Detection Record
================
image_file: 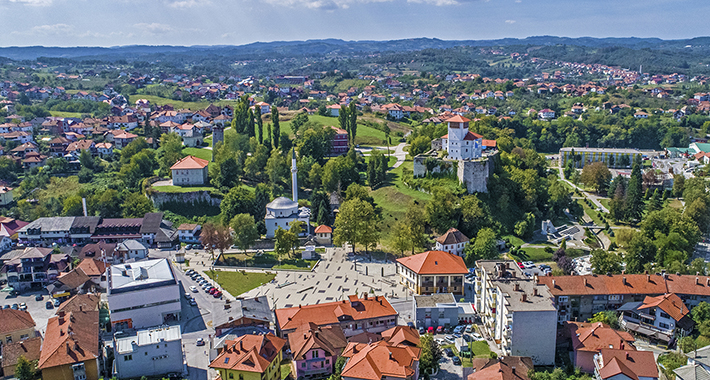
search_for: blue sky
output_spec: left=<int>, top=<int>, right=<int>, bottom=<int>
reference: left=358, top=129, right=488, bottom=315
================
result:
left=0, top=0, right=707, bottom=47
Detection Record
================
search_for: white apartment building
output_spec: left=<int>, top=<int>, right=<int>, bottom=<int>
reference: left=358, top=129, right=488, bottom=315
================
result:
left=113, top=325, right=184, bottom=379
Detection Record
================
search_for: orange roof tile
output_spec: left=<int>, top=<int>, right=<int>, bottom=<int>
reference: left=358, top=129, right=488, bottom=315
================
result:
left=171, top=155, right=209, bottom=170
left=38, top=311, right=99, bottom=370
left=0, top=309, right=35, bottom=335
left=598, top=349, right=658, bottom=380
left=209, top=333, right=286, bottom=373
left=638, top=293, right=689, bottom=322
left=380, top=326, right=420, bottom=347
left=75, top=258, right=107, bottom=277
left=396, top=251, right=468, bottom=275
left=468, top=356, right=533, bottom=380
left=314, top=225, right=332, bottom=234
left=539, top=274, right=710, bottom=297
left=435, top=228, right=469, bottom=245
left=341, top=341, right=421, bottom=380
left=445, top=115, right=471, bottom=123
left=275, top=295, right=397, bottom=332
left=567, top=322, right=635, bottom=353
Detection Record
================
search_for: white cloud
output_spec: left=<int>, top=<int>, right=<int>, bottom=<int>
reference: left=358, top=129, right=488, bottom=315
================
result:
left=7, top=0, right=53, bottom=6
left=505, top=19, right=516, bottom=24
left=260, top=0, right=462, bottom=10
left=166, top=0, right=210, bottom=8
left=133, top=23, right=174, bottom=34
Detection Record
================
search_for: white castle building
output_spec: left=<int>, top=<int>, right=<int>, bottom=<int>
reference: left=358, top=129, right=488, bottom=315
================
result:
left=440, top=115, right=482, bottom=160
left=264, top=150, right=310, bottom=238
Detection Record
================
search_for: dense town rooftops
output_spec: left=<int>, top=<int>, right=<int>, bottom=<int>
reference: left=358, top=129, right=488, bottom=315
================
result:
left=0, top=309, right=35, bottom=335
left=538, top=273, right=710, bottom=297
left=598, top=349, right=658, bottom=380
left=107, top=258, right=176, bottom=294
left=340, top=340, right=421, bottom=380
left=275, top=294, right=397, bottom=332
left=396, top=251, right=468, bottom=275
left=38, top=310, right=99, bottom=370
left=435, top=228, right=470, bottom=245
left=209, top=333, right=286, bottom=373
left=289, top=322, right=348, bottom=361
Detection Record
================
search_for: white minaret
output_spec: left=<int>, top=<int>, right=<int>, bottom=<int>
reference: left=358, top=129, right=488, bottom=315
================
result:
left=291, top=149, right=298, bottom=203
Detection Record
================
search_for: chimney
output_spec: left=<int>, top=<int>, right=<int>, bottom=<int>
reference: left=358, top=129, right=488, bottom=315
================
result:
left=621, top=270, right=625, bottom=275
left=583, top=278, right=587, bottom=287
left=623, top=277, right=627, bottom=285
left=625, top=351, right=630, bottom=360
left=533, top=288, right=538, bottom=296
left=364, top=293, right=368, bottom=300
left=304, top=334, right=307, bottom=339
left=389, top=352, right=394, bottom=360
left=514, top=283, right=520, bottom=291
left=506, top=262, right=510, bottom=269
left=676, top=272, right=681, bottom=276
left=521, top=294, right=527, bottom=302
left=552, top=280, right=556, bottom=288
left=512, top=367, right=516, bottom=375
left=511, top=271, right=516, bottom=278
left=647, top=274, right=651, bottom=282
left=707, top=278, right=710, bottom=286
left=697, top=277, right=700, bottom=285
left=644, top=270, right=648, bottom=275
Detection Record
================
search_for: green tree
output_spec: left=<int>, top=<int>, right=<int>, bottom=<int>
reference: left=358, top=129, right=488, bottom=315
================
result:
left=231, top=214, right=259, bottom=254
left=419, top=334, right=442, bottom=377
left=367, top=150, right=388, bottom=188
left=580, top=161, right=612, bottom=193
left=624, top=233, right=657, bottom=273
left=348, top=101, right=358, bottom=145
left=647, top=189, right=662, bottom=212
left=426, top=187, right=460, bottom=234
left=62, top=195, right=83, bottom=216
left=266, top=150, right=289, bottom=187
left=246, top=108, right=255, bottom=137
left=464, top=228, right=498, bottom=265
left=409, top=136, right=431, bottom=157
left=79, top=149, right=94, bottom=171
left=673, top=174, right=685, bottom=198
left=625, top=155, right=644, bottom=221
left=290, top=111, right=309, bottom=135
left=159, top=132, right=184, bottom=177
left=271, top=107, right=280, bottom=150
left=119, top=137, right=149, bottom=164
left=590, top=249, right=622, bottom=274
left=274, top=226, right=299, bottom=258
left=255, top=106, right=264, bottom=144
left=338, top=106, right=349, bottom=142
left=220, top=186, right=255, bottom=225
left=333, top=198, right=381, bottom=254
left=91, top=189, right=122, bottom=218
left=692, top=302, right=710, bottom=324
left=123, top=193, right=154, bottom=218
left=588, top=311, right=620, bottom=329
left=14, top=355, right=37, bottom=380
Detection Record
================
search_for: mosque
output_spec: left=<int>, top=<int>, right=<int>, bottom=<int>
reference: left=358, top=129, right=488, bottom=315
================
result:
left=264, top=150, right=311, bottom=238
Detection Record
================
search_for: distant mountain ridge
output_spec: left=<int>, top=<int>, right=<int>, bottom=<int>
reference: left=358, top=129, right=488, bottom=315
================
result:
left=2, top=36, right=710, bottom=60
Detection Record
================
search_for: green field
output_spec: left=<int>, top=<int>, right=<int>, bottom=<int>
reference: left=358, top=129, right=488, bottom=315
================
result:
left=205, top=270, right=276, bottom=297
left=128, top=94, right=234, bottom=111
left=183, top=147, right=213, bottom=161
left=50, top=111, right=84, bottom=118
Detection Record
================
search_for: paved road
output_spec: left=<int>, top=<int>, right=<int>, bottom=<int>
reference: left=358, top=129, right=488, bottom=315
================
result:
left=356, top=142, right=408, bottom=169
left=557, top=165, right=609, bottom=213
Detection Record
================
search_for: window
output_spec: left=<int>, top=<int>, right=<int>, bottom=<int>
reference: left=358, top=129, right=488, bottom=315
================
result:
left=302, top=363, right=306, bottom=368
left=229, top=374, right=234, bottom=379
left=608, top=295, right=620, bottom=301
left=659, top=322, right=670, bottom=329
left=313, top=351, right=319, bottom=358
left=660, top=311, right=671, bottom=319
left=124, top=355, right=133, bottom=361
left=558, top=296, right=569, bottom=303
left=5, top=336, right=11, bottom=343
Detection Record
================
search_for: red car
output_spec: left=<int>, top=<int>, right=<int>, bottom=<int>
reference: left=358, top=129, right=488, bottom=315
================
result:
left=427, top=326, right=434, bottom=334
left=213, top=291, right=222, bottom=298
left=518, top=262, right=525, bottom=269
left=436, top=326, right=444, bottom=334
left=209, top=288, right=217, bottom=295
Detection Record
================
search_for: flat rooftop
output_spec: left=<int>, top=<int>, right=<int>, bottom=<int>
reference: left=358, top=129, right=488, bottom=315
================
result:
left=107, top=258, right=176, bottom=294
left=559, top=147, right=643, bottom=154
left=497, top=280, right=556, bottom=312
left=115, top=325, right=181, bottom=354
left=476, top=260, right=524, bottom=281
left=414, top=293, right=456, bottom=308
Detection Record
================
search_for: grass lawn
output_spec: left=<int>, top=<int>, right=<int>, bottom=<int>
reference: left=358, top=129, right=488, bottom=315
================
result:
left=511, top=247, right=554, bottom=262
left=183, top=147, right=213, bottom=161
left=578, top=199, right=606, bottom=226
left=219, top=251, right=318, bottom=270
left=50, top=111, right=84, bottom=118
left=668, top=198, right=684, bottom=209
left=128, top=94, right=234, bottom=111
left=442, top=340, right=491, bottom=368
left=502, top=235, right=525, bottom=247
left=152, top=185, right=217, bottom=193
left=205, top=270, right=276, bottom=297
left=280, top=362, right=292, bottom=380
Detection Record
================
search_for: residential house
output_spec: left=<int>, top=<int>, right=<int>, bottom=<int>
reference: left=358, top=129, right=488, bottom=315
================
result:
left=434, top=228, right=470, bottom=257
left=95, top=142, right=114, bottom=157
left=566, top=321, right=635, bottom=373
left=340, top=340, right=420, bottom=380
left=108, top=115, right=138, bottom=130
left=177, top=224, right=202, bottom=244
left=538, top=109, right=556, bottom=119
left=275, top=294, right=398, bottom=339
left=468, top=356, right=534, bottom=380
left=412, top=293, right=459, bottom=329
left=537, top=273, right=710, bottom=323
left=48, top=137, right=70, bottom=157
left=171, top=155, right=209, bottom=186
left=327, top=104, right=341, bottom=117
left=314, top=225, right=332, bottom=245
left=209, top=333, right=286, bottom=380
left=22, top=152, right=47, bottom=170
left=112, top=325, right=184, bottom=380
left=0, top=217, right=28, bottom=251
left=57, top=293, right=101, bottom=314
left=329, top=126, right=349, bottom=156
left=212, top=296, right=274, bottom=336
left=38, top=310, right=100, bottom=380
left=676, top=345, right=710, bottom=380
left=618, top=293, right=694, bottom=343
left=115, top=239, right=148, bottom=261
left=255, top=102, right=271, bottom=115
left=396, top=250, right=468, bottom=296
left=107, top=259, right=181, bottom=329
left=65, top=139, right=96, bottom=160
left=113, top=132, right=138, bottom=149
left=78, top=242, right=117, bottom=262
left=47, top=267, right=92, bottom=296
left=75, top=259, right=107, bottom=289
left=0, top=309, right=36, bottom=347
left=289, top=322, right=348, bottom=380
left=593, top=349, right=658, bottom=380
left=1, top=337, right=42, bottom=378
left=2, top=247, right=71, bottom=292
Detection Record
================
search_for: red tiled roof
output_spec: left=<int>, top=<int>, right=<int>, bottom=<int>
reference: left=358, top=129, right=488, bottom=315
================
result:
left=468, top=356, right=533, bottom=380
left=1, top=336, right=42, bottom=371
left=445, top=115, right=470, bottom=123
left=56, top=293, right=101, bottom=314
left=75, top=258, right=107, bottom=277
left=38, top=311, right=99, bottom=370
left=289, top=323, right=347, bottom=361
left=396, top=251, right=468, bottom=275
left=171, top=155, right=209, bottom=170
left=483, top=139, right=497, bottom=147
left=341, top=341, right=421, bottom=380
left=314, top=225, right=332, bottom=234
left=567, top=322, right=635, bottom=353
left=275, top=295, right=397, bottom=332
left=598, top=349, right=658, bottom=380
left=638, top=293, right=689, bottom=322
left=0, top=309, right=35, bottom=335
left=435, top=228, right=469, bottom=245
left=539, top=274, right=710, bottom=297
left=381, top=326, right=420, bottom=347
left=209, top=333, right=286, bottom=373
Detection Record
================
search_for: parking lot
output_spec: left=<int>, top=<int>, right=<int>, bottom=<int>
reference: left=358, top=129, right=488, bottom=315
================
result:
left=1, top=289, right=63, bottom=336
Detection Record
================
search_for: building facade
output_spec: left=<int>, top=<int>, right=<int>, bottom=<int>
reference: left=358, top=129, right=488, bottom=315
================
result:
left=559, top=147, right=643, bottom=169
left=434, top=228, right=470, bottom=257
left=396, top=251, right=468, bottom=296
left=209, top=334, right=286, bottom=380
left=113, top=325, right=184, bottom=379
left=441, top=115, right=482, bottom=161
left=170, top=155, right=209, bottom=186
left=107, top=259, right=181, bottom=330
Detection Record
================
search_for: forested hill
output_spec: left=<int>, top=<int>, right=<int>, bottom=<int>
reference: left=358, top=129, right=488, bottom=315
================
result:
left=3, top=36, right=710, bottom=61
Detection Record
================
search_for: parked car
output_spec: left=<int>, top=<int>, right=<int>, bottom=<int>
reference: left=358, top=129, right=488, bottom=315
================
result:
left=196, top=338, right=205, bottom=346
left=19, top=303, right=27, bottom=311
left=452, top=356, right=462, bottom=365
left=189, top=299, right=197, bottom=306
left=444, top=335, right=455, bottom=344
left=463, top=334, right=472, bottom=342
left=11, top=303, right=18, bottom=310
left=184, top=293, right=192, bottom=300
left=54, top=299, right=61, bottom=307
left=523, top=261, right=535, bottom=269
left=46, top=301, right=53, bottom=309
left=453, top=325, right=465, bottom=334
left=444, top=348, right=454, bottom=357
left=209, top=288, right=217, bottom=295
left=189, top=286, right=198, bottom=293
left=465, top=324, right=473, bottom=333
left=539, top=264, right=551, bottom=271
left=185, top=244, right=192, bottom=250
left=34, top=294, right=43, bottom=301
left=419, top=327, right=426, bottom=335
left=407, top=322, right=415, bottom=328
left=517, top=262, right=525, bottom=269
left=213, top=291, right=222, bottom=298
left=2, top=305, right=9, bottom=309
left=436, top=326, right=444, bottom=334
left=427, top=326, right=434, bottom=334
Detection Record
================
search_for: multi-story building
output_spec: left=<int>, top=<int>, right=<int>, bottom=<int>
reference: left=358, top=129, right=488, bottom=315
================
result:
left=618, top=293, right=694, bottom=343
left=2, top=247, right=71, bottom=292
left=38, top=310, right=100, bottom=380
left=113, top=325, right=184, bottom=379
left=474, top=261, right=556, bottom=365
left=1, top=336, right=42, bottom=378
left=593, top=349, right=658, bottom=380
left=107, top=259, right=181, bottom=330
left=177, top=223, right=202, bottom=243
left=289, top=323, right=348, bottom=380
left=537, top=273, right=710, bottom=323
left=340, top=340, right=420, bottom=380
left=275, top=294, right=398, bottom=339
left=209, top=333, right=286, bottom=380
left=171, top=155, right=209, bottom=186
left=0, top=309, right=36, bottom=347
left=396, top=250, right=468, bottom=296
left=559, top=147, right=642, bottom=168
left=329, top=126, right=349, bottom=155
left=411, top=293, right=477, bottom=328
left=441, top=115, right=482, bottom=161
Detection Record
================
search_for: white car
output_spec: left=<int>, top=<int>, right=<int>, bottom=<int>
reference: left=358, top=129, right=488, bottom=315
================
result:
left=523, top=261, right=535, bottom=269
left=189, top=286, right=198, bottom=293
